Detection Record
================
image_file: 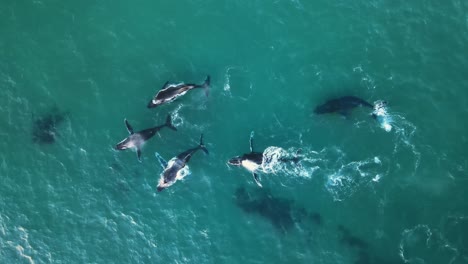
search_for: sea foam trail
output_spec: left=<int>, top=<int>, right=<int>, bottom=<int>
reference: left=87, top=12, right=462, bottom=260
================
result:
left=261, top=146, right=321, bottom=179
left=399, top=224, right=462, bottom=264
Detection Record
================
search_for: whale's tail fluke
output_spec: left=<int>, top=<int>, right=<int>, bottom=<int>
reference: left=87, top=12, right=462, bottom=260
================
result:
left=165, top=114, right=177, bottom=131
left=196, top=75, right=210, bottom=97
left=198, top=133, right=209, bottom=155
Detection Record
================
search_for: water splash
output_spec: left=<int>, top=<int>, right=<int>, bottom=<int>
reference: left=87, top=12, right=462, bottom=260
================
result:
left=222, top=66, right=253, bottom=100
left=261, top=146, right=321, bottom=178
left=372, top=100, right=393, bottom=132
left=312, top=146, right=390, bottom=201
left=325, top=155, right=385, bottom=201
left=373, top=100, right=421, bottom=173
left=170, top=104, right=185, bottom=128
left=223, top=67, right=233, bottom=95
left=386, top=109, right=421, bottom=172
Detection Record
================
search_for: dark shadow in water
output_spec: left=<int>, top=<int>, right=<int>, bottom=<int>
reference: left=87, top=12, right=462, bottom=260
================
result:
left=338, top=225, right=368, bottom=250
left=337, top=225, right=403, bottom=264
left=32, top=107, right=67, bottom=144
left=234, top=185, right=321, bottom=233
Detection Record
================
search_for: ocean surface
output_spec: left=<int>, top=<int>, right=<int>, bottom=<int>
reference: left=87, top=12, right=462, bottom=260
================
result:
left=1, top=0, right=468, bottom=263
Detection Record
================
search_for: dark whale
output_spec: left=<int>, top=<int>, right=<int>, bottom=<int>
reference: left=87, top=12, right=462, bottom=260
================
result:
left=115, top=114, right=177, bottom=161
left=155, top=134, right=208, bottom=192
left=228, top=133, right=303, bottom=187
left=314, top=96, right=374, bottom=117
left=228, top=132, right=264, bottom=187
left=147, top=75, right=211, bottom=108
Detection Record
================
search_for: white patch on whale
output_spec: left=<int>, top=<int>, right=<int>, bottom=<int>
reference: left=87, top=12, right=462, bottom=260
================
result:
left=241, top=160, right=260, bottom=172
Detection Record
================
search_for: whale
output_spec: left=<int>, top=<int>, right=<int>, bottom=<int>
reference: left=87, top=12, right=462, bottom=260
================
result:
left=155, top=134, right=208, bottom=192
left=228, top=133, right=303, bottom=187
left=227, top=132, right=265, bottom=187
left=314, top=96, right=374, bottom=117
left=147, top=75, right=211, bottom=108
left=115, top=114, right=177, bottom=161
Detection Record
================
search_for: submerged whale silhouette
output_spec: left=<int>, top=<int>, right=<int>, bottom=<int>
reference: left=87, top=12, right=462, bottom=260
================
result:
left=314, top=96, right=374, bottom=117
left=234, top=186, right=321, bottom=233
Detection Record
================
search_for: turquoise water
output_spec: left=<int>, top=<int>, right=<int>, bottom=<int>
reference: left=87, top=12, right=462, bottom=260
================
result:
left=1, top=0, right=468, bottom=263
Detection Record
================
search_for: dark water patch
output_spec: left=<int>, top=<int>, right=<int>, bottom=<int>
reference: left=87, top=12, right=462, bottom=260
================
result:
left=32, top=106, right=67, bottom=144
left=308, top=212, right=322, bottom=226
left=234, top=185, right=321, bottom=233
left=338, top=225, right=368, bottom=250
left=337, top=225, right=403, bottom=264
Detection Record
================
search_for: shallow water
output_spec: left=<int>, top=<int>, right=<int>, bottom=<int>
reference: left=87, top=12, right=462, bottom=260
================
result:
left=1, top=1, right=468, bottom=263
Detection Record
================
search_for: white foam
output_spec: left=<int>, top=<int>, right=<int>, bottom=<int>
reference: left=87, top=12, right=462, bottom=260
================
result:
left=321, top=148, right=388, bottom=201
left=260, top=146, right=320, bottom=179
left=399, top=224, right=459, bottom=264
left=373, top=100, right=393, bottom=132
left=14, top=227, right=35, bottom=264
left=170, top=104, right=185, bottom=128
left=374, top=156, right=381, bottom=164
left=16, top=245, right=35, bottom=264
left=372, top=174, right=382, bottom=182
left=223, top=67, right=232, bottom=93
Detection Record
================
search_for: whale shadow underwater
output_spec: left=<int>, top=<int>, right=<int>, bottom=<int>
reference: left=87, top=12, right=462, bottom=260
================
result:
left=314, top=96, right=381, bottom=119
left=337, top=225, right=403, bottom=264
left=32, top=107, right=68, bottom=144
left=234, top=185, right=321, bottom=233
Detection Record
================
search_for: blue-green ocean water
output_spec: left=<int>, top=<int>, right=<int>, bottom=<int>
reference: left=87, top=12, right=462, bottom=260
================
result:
left=1, top=0, right=468, bottom=263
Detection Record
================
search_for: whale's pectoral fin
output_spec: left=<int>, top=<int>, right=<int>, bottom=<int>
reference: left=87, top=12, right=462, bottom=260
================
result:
left=161, top=81, right=170, bottom=90
left=136, top=148, right=142, bottom=162
left=252, top=173, right=262, bottom=188
left=249, top=131, right=255, bottom=152
left=125, top=119, right=134, bottom=134
left=155, top=152, right=168, bottom=169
